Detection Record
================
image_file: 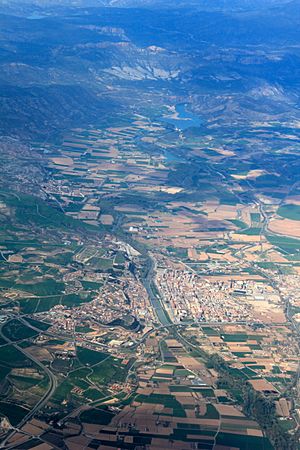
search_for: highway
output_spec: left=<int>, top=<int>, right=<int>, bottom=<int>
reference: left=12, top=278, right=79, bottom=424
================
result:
left=0, top=320, right=58, bottom=449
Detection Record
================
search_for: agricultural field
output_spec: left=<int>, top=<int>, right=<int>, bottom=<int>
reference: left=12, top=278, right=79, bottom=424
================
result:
left=76, top=336, right=273, bottom=450
left=0, top=109, right=299, bottom=449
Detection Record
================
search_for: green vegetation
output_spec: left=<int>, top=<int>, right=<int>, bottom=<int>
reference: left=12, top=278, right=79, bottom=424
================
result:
left=84, top=388, right=104, bottom=401
left=90, top=357, right=128, bottom=386
left=221, top=334, right=248, bottom=342
left=77, top=347, right=108, bottom=366
left=0, top=402, right=29, bottom=426
left=278, top=418, right=296, bottom=432
left=5, top=192, right=99, bottom=233
left=195, top=387, right=215, bottom=397
left=278, top=204, right=300, bottom=221
left=2, top=319, right=38, bottom=341
left=81, top=280, right=102, bottom=291
left=0, top=365, right=11, bottom=381
left=52, top=380, right=74, bottom=403
left=0, top=336, right=8, bottom=345
left=16, top=279, right=64, bottom=297
left=19, top=297, right=58, bottom=314
left=229, top=219, right=248, bottom=229
left=24, top=318, right=51, bottom=331
left=216, top=432, right=273, bottom=450
left=169, top=385, right=193, bottom=393
left=88, top=257, right=113, bottom=270
left=174, top=368, right=193, bottom=377
left=251, top=213, right=261, bottom=223
left=208, top=354, right=295, bottom=450
left=202, top=404, right=219, bottom=419
left=266, top=234, right=300, bottom=254
left=237, top=227, right=262, bottom=236
left=75, top=325, right=94, bottom=333
left=52, top=354, right=130, bottom=406
left=0, top=344, right=30, bottom=367
left=201, top=327, right=219, bottom=336
left=46, top=251, right=74, bottom=265
left=257, top=262, right=278, bottom=270
left=9, top=373, right=44, bottom=389
left=80, top=406, right=115, bottom=425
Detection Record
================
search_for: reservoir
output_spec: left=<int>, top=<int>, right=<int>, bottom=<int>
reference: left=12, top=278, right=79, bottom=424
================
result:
left=161, top=103, right=202, bottom=131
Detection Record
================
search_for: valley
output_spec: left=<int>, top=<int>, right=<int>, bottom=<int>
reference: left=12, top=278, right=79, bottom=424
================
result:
left=0, top=1, right=299, bottom=449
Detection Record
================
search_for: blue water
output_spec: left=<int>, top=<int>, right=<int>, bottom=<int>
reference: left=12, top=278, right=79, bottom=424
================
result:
left=27, top=13, right=45, bottom=20
left=161, top=103, right=202, bottom=131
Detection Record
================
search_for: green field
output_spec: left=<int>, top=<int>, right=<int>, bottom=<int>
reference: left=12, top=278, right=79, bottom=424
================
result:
left=0, top=401, right=29, bottom=426
left=9, top=373, right=45, bottom=390
left=229, top=219, right=248, bottom=229
left=278, top=204, right=300, bottom=221
left=80, top=406, right=115, bottom=425
left=25, top=318, right=51, bottom=331
left=75, top=325, right=94, bottom=333
left=251, top=213, right=261, bottom=223
left=203, top=404, right=219, bottom=419
left=266, top=234, right=300, bottom=254
left=84, top=388, right=105, bottom=401
left=0, top=364, right=11, bottom=381
left=19, top=297, right=59, bottom=314
left=4, top=192, right=98, bottom=233
left=216, top=432, right=273, bottom=450
left=16, top=279, right=64, bottom=297
left=77, top=347, right=109, bottom=366
left=89, top=358, right=127, bottom=385
left=0, top=345, right=30, bottom=367
left=221, top=334, right=248, bottom=342
left=237, top=227, right=262, bottom=236
left=2, top=319, right=38, bottom=342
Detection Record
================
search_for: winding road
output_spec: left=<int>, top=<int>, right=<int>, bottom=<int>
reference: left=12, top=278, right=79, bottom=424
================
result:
left=0, top=320, right=58, bottom=449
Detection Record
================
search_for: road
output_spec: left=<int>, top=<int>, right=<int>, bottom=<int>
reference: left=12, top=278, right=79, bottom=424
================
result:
left=59, top=357, right=137, bottom=425
left=0, top=320, right=58, bottom=449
